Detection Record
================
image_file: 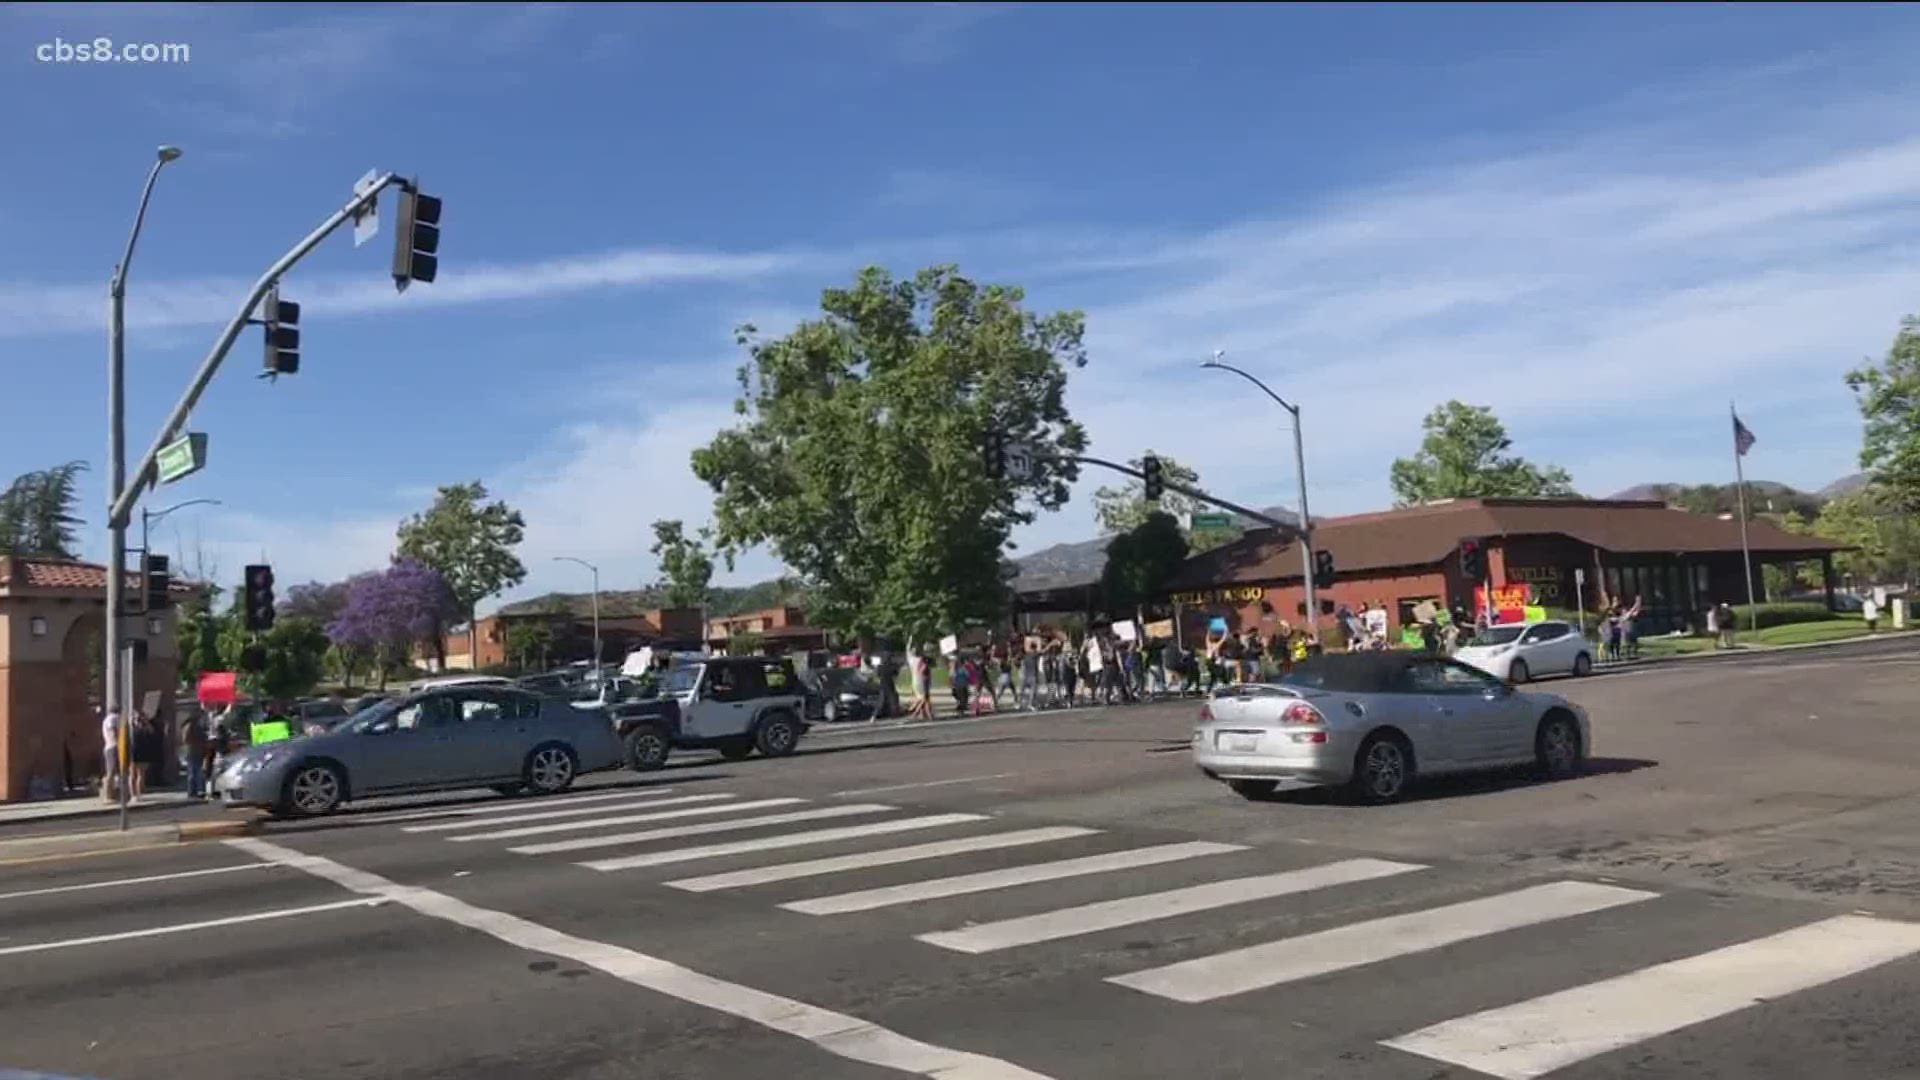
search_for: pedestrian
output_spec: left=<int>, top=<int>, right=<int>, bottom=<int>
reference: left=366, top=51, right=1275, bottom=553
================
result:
left=181, top=708, right=210, bottom=799
left=99, top=707, right=120, bottom=803
left=1621, top=598, right=1642, bottom=660
left=909, top=652, right=935, bottom=720
left=128, top=710, right=157, bottom=803
left=1715, top=601, right=1737, bottom=650
left=996, top=649, right=1015, bottom=706
left=1864, top=593, right=1881, bottom=633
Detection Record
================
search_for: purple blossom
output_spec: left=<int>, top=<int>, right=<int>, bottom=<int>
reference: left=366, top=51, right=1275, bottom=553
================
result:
left=327, top=559, right=460, bottom=655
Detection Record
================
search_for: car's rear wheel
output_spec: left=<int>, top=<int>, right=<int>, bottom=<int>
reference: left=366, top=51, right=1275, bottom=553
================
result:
left=525, top=744, right=577, bottom=795
left=1226, top=778, right=1278, bottom=801
left=1535, top=712, right=1584, bottom=779
left=755, top=712, right=801, bottom=757
left=1350, top=733, right=1414, bottom=804
left=624, top=724, right=671, bottom=771
left=280, top=762, right=344, bottom=816
left=718, top=739, right=754, bottom=761
left=1508, top=658, right=1531, bottom=684
left=1572, top=652, right=1593, bottom=677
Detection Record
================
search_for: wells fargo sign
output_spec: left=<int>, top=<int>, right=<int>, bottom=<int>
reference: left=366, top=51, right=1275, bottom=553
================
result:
left=1507, top=565, right=1563, bottom=601
left=1170, top=586, right=1266, bottom=607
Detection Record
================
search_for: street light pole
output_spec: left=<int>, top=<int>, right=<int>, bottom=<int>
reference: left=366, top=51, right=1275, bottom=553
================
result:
left=141, top=498, right=224, bottom=562
left=106, top=145, right=181, bottom=831
left=554, top=557, right=602, bottom=671
left=1200, top=353, right=1319, bottom=637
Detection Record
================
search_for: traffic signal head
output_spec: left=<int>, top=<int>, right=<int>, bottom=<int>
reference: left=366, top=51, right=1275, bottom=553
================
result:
left=145, top=554, right=171, bottom=612
left=983, top=430, right=1006, bottom=480
left=1313, top=548, right=1335, bottom=589
left=1142, top=454, right=1164, bottom=502
left=392, top=186, right=442, bottom=290
left=243, top=564, right=276, bottom=632
left=262, top=286, right=299, bottom=376
left=1458, top=537, right=1486, bottom=580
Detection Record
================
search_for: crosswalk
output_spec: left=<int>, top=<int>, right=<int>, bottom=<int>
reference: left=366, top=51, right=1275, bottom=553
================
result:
left=373, top=783, right=1920, bottom=1078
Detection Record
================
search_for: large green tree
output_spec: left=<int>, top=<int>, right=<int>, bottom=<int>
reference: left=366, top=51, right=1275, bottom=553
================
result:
left=1389, top=401, right=1577, bottom=507
left=397, top=482, right=527, bottom=662
left=649, top=519, right=715, bottom=609
left=1813, top=490, right=1920, bottom=586
left=692, top=265, right=1087, bottom=643
left=1099, top=510, right=1191, bottom=620
left=1847, top=315, right=1920, bottom=515
left=0, top=461, right=88, bottom=558
left=504, top=620, right=555, bottom=672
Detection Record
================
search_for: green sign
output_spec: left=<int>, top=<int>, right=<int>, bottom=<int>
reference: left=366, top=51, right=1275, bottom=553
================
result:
left=1189, top=512, right=1234, bottom=529
left=157, top=433, right=207, bottom=485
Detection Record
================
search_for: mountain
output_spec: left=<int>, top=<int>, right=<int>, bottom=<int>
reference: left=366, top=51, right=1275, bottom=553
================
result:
left=1008, top=504, right=1299, bottom=590
left=495, top=579, right=802, bottom=620
left=1819, top=473, right=1870, bottom=499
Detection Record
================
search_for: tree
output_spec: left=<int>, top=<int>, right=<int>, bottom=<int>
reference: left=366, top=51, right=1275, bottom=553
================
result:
left=1762, top=509, right=1813, bottom=600
left=1099, top=511, right=1190, bottom=620
left=1847, top=315, right=1920, bottom=515
left=1813, top=491, right=1920, bottom=586
left=281, top=580, right=350, bottom=627
left=692, top=265, right=1087, bottom=644
left=1092, top=452, right=1204, bottom=535
left=1389, top=402, right=1577, bottom=507
left=255, top=618, right=329, bottom=701
left=327, top=560, right=461, bottom=688
left=650, top=519, right=715, bottom=609
left=0, top=461, right=88, bottom=558
left=504, top=621, right=554, bottom=672
left=397, top=482, right=527, bottom=664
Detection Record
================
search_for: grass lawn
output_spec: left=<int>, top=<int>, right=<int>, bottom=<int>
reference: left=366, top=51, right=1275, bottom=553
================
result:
left=1631, top=615, right=1878, bottom=657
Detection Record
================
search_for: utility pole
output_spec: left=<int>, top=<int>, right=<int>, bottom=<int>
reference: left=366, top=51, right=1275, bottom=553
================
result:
left=106, top=145, right=181, bottom=832
left=554, top=557, right=602, bottom=672
left=1200, top=354, right=1319, bottom=634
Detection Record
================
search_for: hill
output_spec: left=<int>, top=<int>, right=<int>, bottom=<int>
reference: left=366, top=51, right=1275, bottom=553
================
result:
left=1819, top=473, right=1869, bottom=499
left=496, top=578, right=801, bottom=620
left=1606, top=481, right=1825, bottom=519
left=1007, top=504, right=1299, bottom=590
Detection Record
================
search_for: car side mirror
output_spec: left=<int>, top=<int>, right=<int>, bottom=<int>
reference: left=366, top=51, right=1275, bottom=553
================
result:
left=1485, top=683, right=1512, bottom=700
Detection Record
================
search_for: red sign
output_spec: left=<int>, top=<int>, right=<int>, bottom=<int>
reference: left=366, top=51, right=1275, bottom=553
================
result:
left=835, top=653, right=862, bottom=669
left=1476, top=585, right=1529, bottom=624
left=197, top=671, right=239, bottom=706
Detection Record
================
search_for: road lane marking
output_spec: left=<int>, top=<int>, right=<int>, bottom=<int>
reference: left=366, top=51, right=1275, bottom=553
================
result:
left=228, top=838, right=1053, bottom=1080
left=508, top=804, right=897, bottom=856
left=404, top=792, right=729, bottom=833
left=447, top=797, right=802, bottom=842
left=1111, top=880, right=1656, bottom=1003
left=1382, top=914, right=1920, bottom=1080
left=666, top=826, right=1100, bottom=891
left=0, top=861, right=277, bottom=902
left=917, top=858, right=1427, bottom=954
left=832, top=774, right=1019, bottom=797
left=781, top=841, right=1247, bottom=916
left=347, top=787, right=680, bottom=825
left=581, top=814, right=991, bottom=872
left=0, top=897, right=382, bottom=956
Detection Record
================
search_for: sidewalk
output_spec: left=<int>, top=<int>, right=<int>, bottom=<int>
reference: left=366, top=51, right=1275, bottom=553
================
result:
left=0, top=790, right=196, bottom=826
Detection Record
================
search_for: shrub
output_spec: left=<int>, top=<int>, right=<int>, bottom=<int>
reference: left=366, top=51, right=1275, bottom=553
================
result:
left=1728, top=602, right=1840, bottom=630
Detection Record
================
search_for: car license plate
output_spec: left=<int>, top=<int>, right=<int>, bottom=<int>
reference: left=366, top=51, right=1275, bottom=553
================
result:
left=1223, top=733, right=1260, bottom=753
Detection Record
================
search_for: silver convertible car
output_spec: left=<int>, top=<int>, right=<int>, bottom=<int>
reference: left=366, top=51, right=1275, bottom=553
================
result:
left=215, top=683, right=624, bottom=816
left=1191, top=651, right=1590, bottom=803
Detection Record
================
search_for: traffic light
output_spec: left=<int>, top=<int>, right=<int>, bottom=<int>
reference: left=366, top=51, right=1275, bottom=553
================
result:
left=983, top=430, right=1006, bottom=480
left=1458, top=537, right=1487, bottom=581
left=391, top=185, right=442, bottom=290
left=243, top=564, right=275, bottom=631
left=1142, top=454, right=1164, bottom=502
left=262, top=286, right=299, bottom=375
left=1313, top=548, right=1335, bottom=589
left=145, top=554, right=171, bottom=612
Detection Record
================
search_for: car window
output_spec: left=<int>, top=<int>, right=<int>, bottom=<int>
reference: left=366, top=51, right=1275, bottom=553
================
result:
left=393, top=696, right=454, bottom=730
left=759, top=662, right=792, bottom=697
left=1468, top=625, right=1526, bottom=647
left=1406, top=659, right=1502, bottom=694
left=706, top=664, right=746, bottom=702
left=452, top=690, right=507, bottom=723
left=506, top=691, right=543, bottom=720
left=1531, top=623, right=1567, bottom=643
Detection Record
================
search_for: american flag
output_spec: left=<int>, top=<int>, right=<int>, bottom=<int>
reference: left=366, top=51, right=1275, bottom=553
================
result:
left=1732, top=413, right=1756, bottom=457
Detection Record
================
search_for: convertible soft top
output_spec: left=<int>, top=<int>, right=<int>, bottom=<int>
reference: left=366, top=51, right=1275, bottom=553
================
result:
left=1271, top=651, right=1423, bottom=695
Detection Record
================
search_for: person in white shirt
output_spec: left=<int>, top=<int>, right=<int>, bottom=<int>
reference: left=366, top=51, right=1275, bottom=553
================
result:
left=99, top=709, right=120, bottom=803
left=1864, top=594, right=1881, bottom=632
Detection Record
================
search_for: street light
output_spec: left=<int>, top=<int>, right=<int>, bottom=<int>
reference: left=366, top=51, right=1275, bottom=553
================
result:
left=141, top=498, right=223, bottom=559
left=105, top=144, right=183, bottom=832
left=553, top=557, right=602, bottom=672
left=1199, top=352, right=1320, bottom=635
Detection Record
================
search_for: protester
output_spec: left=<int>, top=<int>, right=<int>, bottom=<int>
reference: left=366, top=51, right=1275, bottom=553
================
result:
left=181, top=708, right=210, bottom=799
left=99, top=707, right=120, bottom=804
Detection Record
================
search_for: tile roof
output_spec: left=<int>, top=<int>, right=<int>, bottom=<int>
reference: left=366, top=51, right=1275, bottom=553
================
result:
left=0, top=556, right=199, bottom=594
left=1169, top=498, right=1850, bottom=589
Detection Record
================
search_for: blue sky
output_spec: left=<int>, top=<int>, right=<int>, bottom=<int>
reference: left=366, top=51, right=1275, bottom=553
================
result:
left=6, top=3, right=1920, bottom=611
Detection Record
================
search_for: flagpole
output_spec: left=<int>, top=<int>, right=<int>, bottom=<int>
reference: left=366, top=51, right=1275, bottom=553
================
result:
left=1731, top=402, right=1758, bottom=633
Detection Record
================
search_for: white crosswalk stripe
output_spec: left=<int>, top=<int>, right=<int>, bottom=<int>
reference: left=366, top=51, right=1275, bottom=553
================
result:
left=346, top=786, right=682, bottom=826
left=581, top=814, right=992, bottom=872
left=665, top=826, right=1102, bottom=892
left=916, top=858, right=1426, bottom=953
left=779, top=841, right=1248, bottom=916
left=1110, top=880, right=1656, bottom=1002
left=407, top=792, right=739, bottom=833
left=449, top=797, right=806, bottom=842
left=1382, top=913, right=1920, bottom=1079
left=508, top=804, right=900, bottom=856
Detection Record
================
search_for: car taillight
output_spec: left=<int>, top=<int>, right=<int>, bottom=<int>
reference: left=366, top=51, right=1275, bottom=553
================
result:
left=1199, top=702, right=1213, bottom=722
left=1280, top=701, right=1326, bottom=726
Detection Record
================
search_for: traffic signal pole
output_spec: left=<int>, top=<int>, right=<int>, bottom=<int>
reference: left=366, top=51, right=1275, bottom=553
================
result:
left=103, top=170, right=405, bottom=830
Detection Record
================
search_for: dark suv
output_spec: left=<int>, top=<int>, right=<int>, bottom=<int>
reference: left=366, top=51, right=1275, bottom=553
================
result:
left=609, top=656, right=810, bottom=771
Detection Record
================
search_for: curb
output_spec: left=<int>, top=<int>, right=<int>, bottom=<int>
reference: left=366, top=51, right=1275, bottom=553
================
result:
left=0, top=817, right=261, bottom=863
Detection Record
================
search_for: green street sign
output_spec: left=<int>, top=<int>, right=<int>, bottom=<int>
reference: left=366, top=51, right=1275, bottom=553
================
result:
left=157, top=432, right=208, bottom=485
left=1189, top=512, right=1234, bottom=530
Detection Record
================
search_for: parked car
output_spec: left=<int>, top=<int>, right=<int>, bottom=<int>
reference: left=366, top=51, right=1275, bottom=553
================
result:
left=407, top=674, right=517, bottom=693
left=610, top=656, right=809, bottom=770
left=1453, top=620, right=1592, bottom=683
left=1191, top=651, right=1589, bottom=804
left=214, top=683, right=623, bottom=816
left=294, top=697, right=353, bottom=735
left=801, top=666, right=883, bottom=723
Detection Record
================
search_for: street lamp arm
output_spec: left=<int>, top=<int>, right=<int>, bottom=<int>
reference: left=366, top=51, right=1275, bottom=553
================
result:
left=148, top=498, right=223, bottom=525
left=112, top=159, right=171, bottom=297
left=1200, top=359, right=1296, bottom=415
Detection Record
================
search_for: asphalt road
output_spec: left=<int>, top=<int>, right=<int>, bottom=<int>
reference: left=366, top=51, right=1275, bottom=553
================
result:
left=4, top=635, right=1919, bottom=1080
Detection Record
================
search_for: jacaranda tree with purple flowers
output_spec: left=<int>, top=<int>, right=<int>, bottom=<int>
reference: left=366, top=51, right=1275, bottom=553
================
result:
left=327, top=559, right=461, bottom=689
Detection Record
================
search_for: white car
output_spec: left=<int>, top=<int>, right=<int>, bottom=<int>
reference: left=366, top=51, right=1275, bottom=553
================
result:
left=1453, top=620, right=1593, bottom=683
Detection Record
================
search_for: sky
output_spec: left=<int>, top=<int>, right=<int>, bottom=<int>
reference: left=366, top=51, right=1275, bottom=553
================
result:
left=5, top=3, right=1920, bottom=612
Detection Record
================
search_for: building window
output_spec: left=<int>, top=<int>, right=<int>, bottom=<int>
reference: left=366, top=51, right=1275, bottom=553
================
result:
left=29, top=615, right=49, bottom=637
